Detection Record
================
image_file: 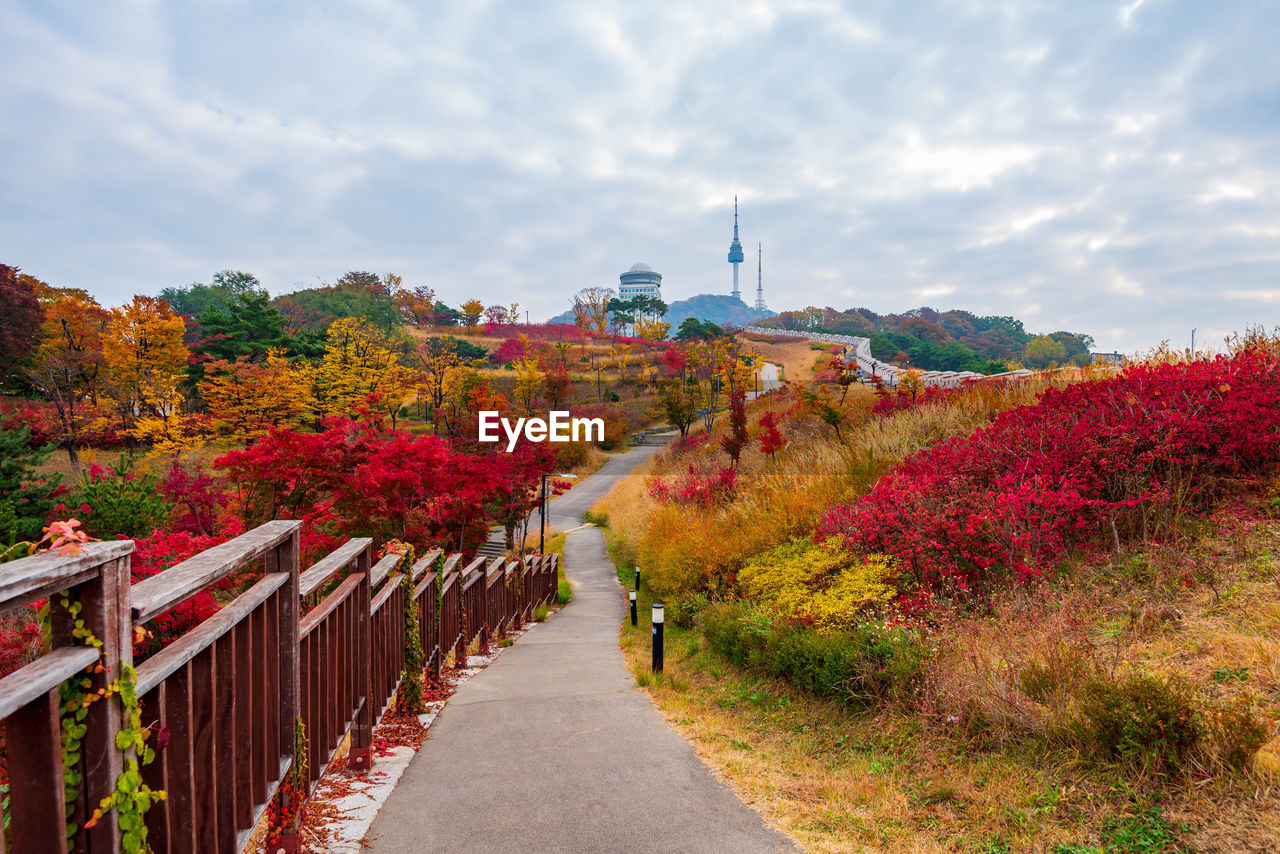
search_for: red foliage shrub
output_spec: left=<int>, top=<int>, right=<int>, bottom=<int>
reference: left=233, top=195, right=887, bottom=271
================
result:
left=159, top=462, right=223, bottom=535
left=667, top=432, right=710, bottom=458
left=820, top=350, right=1280, bottom=596
left=757, top=411, right=788, bottom=457
left=0, top=611, right=45, bottom=679
left=491, top=337, right=529, bottom=364
left=720, top=390, right=748, bottom=466
left=649, top=462, right=736, bottom=507
left=130, top=530, right=228, bottom=660
left=870, top=384, right=963, bottom=415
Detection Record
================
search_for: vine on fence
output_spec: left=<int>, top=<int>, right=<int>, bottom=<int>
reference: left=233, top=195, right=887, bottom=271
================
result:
left=265, top=719, right=308, bottom=846
left=381, top=541, right=426, bottom=715
left=3, top=522, right=168, bottom=852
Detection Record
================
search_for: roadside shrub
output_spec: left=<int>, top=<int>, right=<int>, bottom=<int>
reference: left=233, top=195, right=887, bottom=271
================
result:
left=821, top=348, right=1280, bottom=597
left=1073, top=673, right=1201, bottom=775
left=664, top=592, right=710, bottom=629
left=702, top=602, right=925, bottom=708
left=739, top=537, right=899, bottom=632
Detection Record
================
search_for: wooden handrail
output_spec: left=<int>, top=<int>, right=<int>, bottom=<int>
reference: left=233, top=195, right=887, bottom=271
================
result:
left=0, top=645, right=101, bottom=719
left=132, top=520, right=299, bottom=624
left=298, top=536, right=371, bottom=598
left=0, top=519, right=559, bottom=853
left=0, top=540, right=134, bottom=614
left=134, top=573, right=290, bottom=696
left=369, top=553, right=400, bottom=590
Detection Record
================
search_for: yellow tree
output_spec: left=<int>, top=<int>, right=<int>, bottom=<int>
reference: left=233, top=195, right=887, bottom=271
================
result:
left=415, top=337, right=463, bottom=407
left=513, top=356, right=543, bottom=410
left=372, top=362, right=415, bottom=428
left=898, top=368, right=925, bottom=403
left=200, top=350, right=314, bottom=443
left=460, top=299, right=485, bottom=328
left=313, top=317, right=400, bottom=419
left=634, top=317, right=670, bottom=342
left=101, top=295, right=190, bottom=449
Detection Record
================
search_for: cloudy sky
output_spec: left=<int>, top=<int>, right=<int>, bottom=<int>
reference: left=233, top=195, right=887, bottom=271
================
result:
left=2, top=0, right=1277, bottom=352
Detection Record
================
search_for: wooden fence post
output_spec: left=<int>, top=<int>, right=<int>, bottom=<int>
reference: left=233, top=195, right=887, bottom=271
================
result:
left=349, top=544, right=373, bottom=773
left=52, top=549, right=133, bottom=853
left=267, top=527, right=302, bottom=793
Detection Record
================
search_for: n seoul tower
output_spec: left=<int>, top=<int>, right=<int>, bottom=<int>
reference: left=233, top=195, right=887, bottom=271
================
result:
left=727, top=196, right=745, bottom=300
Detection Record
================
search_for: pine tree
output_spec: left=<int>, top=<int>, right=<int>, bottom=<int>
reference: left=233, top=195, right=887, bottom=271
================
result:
left=0, top=424, right=59, bottom=544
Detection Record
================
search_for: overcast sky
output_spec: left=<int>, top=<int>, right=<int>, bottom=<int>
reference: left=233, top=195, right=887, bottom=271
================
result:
left=2, top=1, right=1277, bottom=352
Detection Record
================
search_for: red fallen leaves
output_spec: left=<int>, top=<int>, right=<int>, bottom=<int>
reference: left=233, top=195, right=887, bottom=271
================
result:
left=820, top=348, right=1280, bottom=597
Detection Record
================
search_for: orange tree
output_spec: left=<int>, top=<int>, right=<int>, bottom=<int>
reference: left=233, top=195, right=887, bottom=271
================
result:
left=101, top=295, right=190, bottom=450
left=199, top=349, right=314, bottom=443
left=22, top=287, right=111, bottom=472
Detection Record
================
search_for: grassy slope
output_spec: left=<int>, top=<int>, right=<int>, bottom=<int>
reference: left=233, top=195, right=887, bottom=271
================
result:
left=593, top=375, right=1280, bottom=853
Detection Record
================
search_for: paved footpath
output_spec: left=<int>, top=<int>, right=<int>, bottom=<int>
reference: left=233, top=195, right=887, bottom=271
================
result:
left=367, top=444, right=796, bottom=853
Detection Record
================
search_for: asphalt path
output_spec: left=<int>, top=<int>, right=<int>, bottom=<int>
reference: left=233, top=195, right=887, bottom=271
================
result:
left=366, top=443, right=796, bottom=853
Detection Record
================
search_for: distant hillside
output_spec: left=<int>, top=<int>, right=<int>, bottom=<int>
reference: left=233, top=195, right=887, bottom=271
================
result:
left=756, top=306, right=1093, bottom=373
left=547, top=293, right=774, bottom=333
left=664, top=294, right=775, bottom=330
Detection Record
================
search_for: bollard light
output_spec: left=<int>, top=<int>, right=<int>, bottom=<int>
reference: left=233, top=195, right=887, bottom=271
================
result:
left=629, top=590, right=638, bottom=626
left=635, top=567, right=641, bottom=592
left=652, top=602, right=664, bottom=673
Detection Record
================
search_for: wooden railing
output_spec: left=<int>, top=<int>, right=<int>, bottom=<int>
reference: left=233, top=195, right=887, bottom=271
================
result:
left=0, top=524, right=560, bottom=853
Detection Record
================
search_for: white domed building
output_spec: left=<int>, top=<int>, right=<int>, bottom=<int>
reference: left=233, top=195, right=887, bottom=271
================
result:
left=618, top=263, right=662, bottom=300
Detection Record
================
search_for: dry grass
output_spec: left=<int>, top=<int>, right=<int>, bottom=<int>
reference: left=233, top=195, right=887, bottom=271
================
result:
left=739, top=335, right=835, bottom=383
left=620, top=603, right=1098, bottom=852
left=613, top=507, right=1280, bottom=852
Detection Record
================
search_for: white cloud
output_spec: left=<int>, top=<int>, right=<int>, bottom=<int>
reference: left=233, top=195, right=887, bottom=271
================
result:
left=0, top=0, right=1276, bottom=353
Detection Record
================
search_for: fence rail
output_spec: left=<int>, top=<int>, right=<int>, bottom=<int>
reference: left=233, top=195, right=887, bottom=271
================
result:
left=0, top=525, right=560, bottom=853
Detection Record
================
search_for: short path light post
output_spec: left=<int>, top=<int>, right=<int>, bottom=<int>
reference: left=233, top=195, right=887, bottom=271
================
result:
left=652, top=603, right=664, bottom=673
left=634, top=566, right=641, bottom=591
left=630, top=590, right=638, bottom=626
left=539, top=472, right=578, bottom=553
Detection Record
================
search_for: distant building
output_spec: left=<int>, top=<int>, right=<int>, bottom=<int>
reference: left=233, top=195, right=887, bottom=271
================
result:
left=619, top=263, right=662, bottom=300
left=1092, top=351, right=1125, bottom=365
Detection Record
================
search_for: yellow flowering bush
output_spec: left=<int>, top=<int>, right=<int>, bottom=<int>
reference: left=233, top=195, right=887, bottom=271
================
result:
left=738, top=537, right=899, bottom=632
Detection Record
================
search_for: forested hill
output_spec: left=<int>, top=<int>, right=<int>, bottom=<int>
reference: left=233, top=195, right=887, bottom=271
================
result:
left=548, top=293, right=774, bottom=330
left=755, top=306, right=1094, bottom=373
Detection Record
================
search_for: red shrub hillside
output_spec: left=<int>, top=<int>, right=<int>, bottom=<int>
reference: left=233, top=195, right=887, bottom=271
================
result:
left=819, top=347, right=1280, bottom=597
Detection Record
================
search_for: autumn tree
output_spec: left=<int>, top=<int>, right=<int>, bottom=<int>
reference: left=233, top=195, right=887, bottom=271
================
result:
left=0, top=264, right=44, bottom=387
left=460, top=299, right=485, bottom=328
left=635, top=317, right=671, bottom=341
left=415, top=336, right=464, bottom=408
left=101, top=295, right=191, bottom=451
left=571, top=287, right=615, bottom=334
left=1023, top=334, right=1068, bottom=368
left=513, top=357, right=543, bottom=410
left=23, top=290, right=110, bottom=472
left=484, top=304, right=511, bottom=325
left=898, top=368, right=925, bottom=403
left=541, top=358, right=572, bottom=407
left=313, top=317, right=404, bottom=419
left=720, top=390, right=749, bottom=466
left=662, top=383, right=697, bottom=437
left=199, top=349, right=314, bottom=443
left=395, top=285, right=438, bottom=325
